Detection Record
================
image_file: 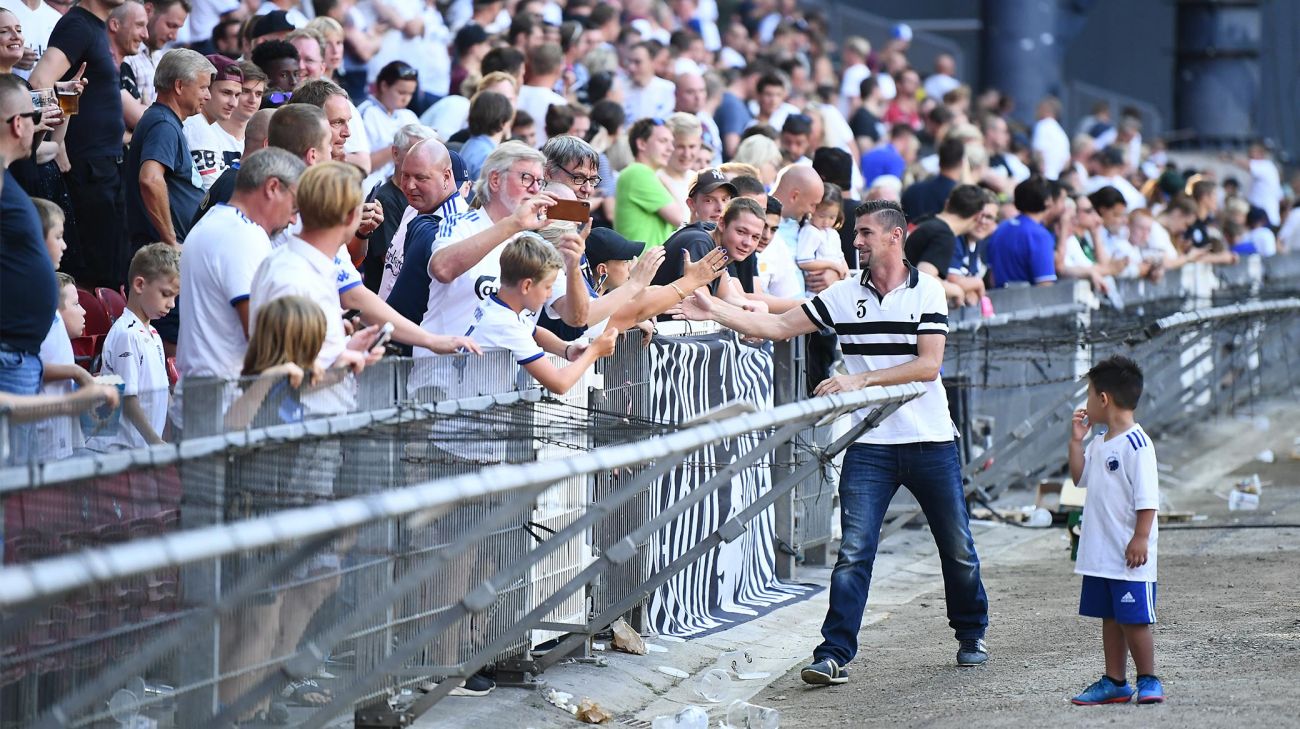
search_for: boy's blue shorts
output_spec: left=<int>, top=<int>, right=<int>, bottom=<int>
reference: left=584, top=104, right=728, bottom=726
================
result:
left=1079, top=575, right=1157, bottom=625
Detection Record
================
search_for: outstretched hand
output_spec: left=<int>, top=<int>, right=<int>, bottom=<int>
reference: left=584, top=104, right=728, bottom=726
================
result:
left=681, top=247, right=728, bottom=290
left=629, top=246, right=667, bottom=288
left=669, top=288, right=715, bottom=321
left=512, top=193, right=558, bottom=231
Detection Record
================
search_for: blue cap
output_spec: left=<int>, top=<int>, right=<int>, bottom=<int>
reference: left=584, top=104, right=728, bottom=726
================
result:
left=448, top=149, right=469, bottom=188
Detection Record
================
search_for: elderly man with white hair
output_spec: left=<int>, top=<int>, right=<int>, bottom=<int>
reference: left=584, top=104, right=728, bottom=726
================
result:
left=418, top=141, right=589, bottom=355
left=125, top=47, right=215, bottom=247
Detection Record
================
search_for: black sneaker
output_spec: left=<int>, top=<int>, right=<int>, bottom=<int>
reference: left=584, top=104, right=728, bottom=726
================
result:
left=800, top=658, right=849, bottom=685
left=449, top=672, right=496, bottom=697
left=957, top=638, right=988, bottom=667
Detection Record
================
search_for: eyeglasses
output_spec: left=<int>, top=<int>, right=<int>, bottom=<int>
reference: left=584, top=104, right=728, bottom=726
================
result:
left=556, top=163, right=601, bottom=188
left=5, top=110, right=42, bottom=124
left=389, top=63, right=418, bottom=81
left=517, top=172, right=546, bottom=190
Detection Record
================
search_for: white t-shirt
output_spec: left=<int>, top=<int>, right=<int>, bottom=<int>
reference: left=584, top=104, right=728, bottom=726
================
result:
left=249, top=235, right=354, bottom=414
left=1031, top=117, right=1070, bottom=181
left=210, top=122, right=243, bottom=171
left=255, top=1, right=308, bottom=27
left=35, top=312, right=79, bottom=460
left=182, top=114, right=227, bottom=191
left=271, top=221, right=365, bottom=297
left=516, top=84, right=568, bottom=147
left=2, top=0, right=61, bottom=80
left=177, top=204, right=272, bottom=381
left=85, top=309, right=169, bottom=451
left=746, top=101, right=799, bottom=134
left=922, top=73, right=960, bottom=102
left=419, top=94, right=470, bottom=142
left=838, top=64, right=871, bottom=117
left=755, top=232, right=803, bottom=299
left=417, top=209, right=568, bottom=355
left=1246, top=226, right=1277, bottom=257
left=357, top=97, right=418, bottom=189
left=177, top=0, right=240, bottom=45
left=1075, top=424, right=1160, bottom=582
left=1248, top=158, right=1282, bottom=227
left=623, top=77, right=676, bottom=126
left=795, top=224, right=845, bottom=264
left=800, top=268, right=955, bottom=445
left=378, top=205, right=419, bottom=301
left=465, top=294, right=545, bottom=364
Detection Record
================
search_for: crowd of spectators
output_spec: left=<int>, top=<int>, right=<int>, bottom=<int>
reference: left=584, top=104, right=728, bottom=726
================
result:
left=4, top=0, right=1300, bottom=711
left=3, top=0, right=1299, bottom=453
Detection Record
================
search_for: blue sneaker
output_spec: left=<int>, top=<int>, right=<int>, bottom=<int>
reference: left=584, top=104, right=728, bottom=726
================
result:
left=800, top=658, right=849, bottom=686
left=1071, top=676, right=1135, bottom=705
left=1136, top=675, right=1165, bottom=704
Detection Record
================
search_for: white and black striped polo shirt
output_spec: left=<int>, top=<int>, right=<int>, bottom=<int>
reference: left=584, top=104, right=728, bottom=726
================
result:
left=801, top=265, right=957, bottom=445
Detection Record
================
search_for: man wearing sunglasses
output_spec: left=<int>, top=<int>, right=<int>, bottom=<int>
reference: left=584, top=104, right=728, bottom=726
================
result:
left=0, top=73, right=60, bottom=399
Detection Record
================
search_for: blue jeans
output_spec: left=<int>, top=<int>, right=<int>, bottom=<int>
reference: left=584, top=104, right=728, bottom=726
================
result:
left=815, top=441, right=988, bottom=665
left=0, top=344, right=44, bottom=465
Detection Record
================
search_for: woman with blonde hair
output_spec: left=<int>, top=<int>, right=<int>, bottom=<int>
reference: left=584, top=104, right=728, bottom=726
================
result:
left=306, top=16, right=346, bottom=84
left=224, top=295, right=327, bottom=430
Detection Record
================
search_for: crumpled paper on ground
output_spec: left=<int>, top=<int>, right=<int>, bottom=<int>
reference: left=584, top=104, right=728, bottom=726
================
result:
left=576, top=698, right=612, bottom=723
left=610, top=617, right=647, bottom=655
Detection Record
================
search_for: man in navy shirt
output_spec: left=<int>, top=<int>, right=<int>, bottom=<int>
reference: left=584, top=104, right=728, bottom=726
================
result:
left=384, top=140, right=467, bottom=327
left=985, top=176, right=1057, bottom=287
left=126, top=49, right=214, bottom=246
left=860, top=124, right=916, bottom=188
left=0, top=75, right=59, bottom=396
left=30, top=0, right=129, bottom=289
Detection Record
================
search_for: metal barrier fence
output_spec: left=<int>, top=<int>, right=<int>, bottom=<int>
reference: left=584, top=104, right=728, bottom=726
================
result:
left=3, top=253, right=1298, bottom=727
left=880, top=254, right=1300, bottom=535
left=0, top=334, right=922, bottom=727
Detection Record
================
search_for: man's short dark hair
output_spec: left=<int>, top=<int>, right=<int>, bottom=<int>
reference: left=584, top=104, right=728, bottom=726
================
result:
left=482, top=46, right=525, bottom=77
left=854, top=199, right=908, bottom=240
left=1088, top=185, right=1126, bottom=212
left=468, top=91, right=513, bottom=136
left=945, top=184, right=987, bottom=219
left=755, top=72, right=786, bottom=94
left=251, top=40, right=298, bottom=75
left=937, top=137, right=965, bottom=171
left=730, top=174, right=765, bottom=197
left=889, top=123, right=916, bottom=141
left=858, top=75, right=877, bottom=99
left=1086, top=355, right=1144, bottom=410
left=268, top=103, right=328, bottom=157
left=590, top=100, right=625, bottom=135
left=1013, top=176, right=1051, bottom=214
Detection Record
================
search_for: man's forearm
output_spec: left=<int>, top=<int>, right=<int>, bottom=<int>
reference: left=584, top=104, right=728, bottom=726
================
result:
left=341, top=285, right=436, bottom=348
left=140, top=178, right=176, bottom=243
left=559, top=268, right=590, bottom=326
left=428, top=217, right=521, bottom=282
left=710, top=298, right=795, bottom=340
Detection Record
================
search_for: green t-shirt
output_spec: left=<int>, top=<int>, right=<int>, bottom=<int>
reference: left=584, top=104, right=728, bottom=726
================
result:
left=614, top=162, right=677, bottom=247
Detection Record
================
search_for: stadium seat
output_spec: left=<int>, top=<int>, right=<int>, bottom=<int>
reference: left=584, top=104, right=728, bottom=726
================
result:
left=71, top=335, right=102, bottom=373
left=78, top=288, right=112, bottom=338
left=95, top=287, right=127, bottom=322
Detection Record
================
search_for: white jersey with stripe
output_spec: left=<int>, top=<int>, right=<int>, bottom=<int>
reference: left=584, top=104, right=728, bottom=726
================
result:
left=801, top=266, right=956, bottom=445
left=1075, top=424, right=1160, bottom=582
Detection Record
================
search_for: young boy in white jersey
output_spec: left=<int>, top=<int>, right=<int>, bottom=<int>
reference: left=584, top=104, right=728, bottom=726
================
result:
left=87, top=244, right=179, bottom=450
left=1068, top=355, right=1165, bottom=705
left=466, top=233, right=618, bottom=395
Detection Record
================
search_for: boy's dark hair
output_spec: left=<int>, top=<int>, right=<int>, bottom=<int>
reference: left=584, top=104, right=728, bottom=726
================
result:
left=944, top=184, right=987, bottom=219
left=1088, top=185, right=1126, bottom=212
left=729, top=174, right=766, bottom=197
left=1086, top=355, right=1144, bottom=410
left=1013, top=176, right=1051, bottom=214
left=589, top=99, right=625, bottom=135
left=468, top=91, right=514, bottom=136
left=937, top=136, right=965, bottom=171
left=482, top=46, right=525, bottom=78
left=755, top=72, right=786, bottom=95
left=251, top=40, right=298, bottom=75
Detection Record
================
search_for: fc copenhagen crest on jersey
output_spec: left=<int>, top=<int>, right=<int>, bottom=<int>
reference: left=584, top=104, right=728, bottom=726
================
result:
left=1106, top=456, right=1120, bottom=472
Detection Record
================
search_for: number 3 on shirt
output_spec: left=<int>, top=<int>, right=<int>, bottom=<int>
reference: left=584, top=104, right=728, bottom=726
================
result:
left=856, top=299, right=868, bottom=318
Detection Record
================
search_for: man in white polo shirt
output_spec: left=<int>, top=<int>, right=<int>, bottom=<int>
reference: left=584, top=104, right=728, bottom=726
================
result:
left=675, top=198, right=990, bottom=684
left=174, top=147, right=304, bottom=433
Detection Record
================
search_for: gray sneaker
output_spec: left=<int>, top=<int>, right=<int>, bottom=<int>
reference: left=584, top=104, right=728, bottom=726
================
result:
left=957, top=638, right=989, bottom=667
left=800, top=658, right=849, bottom=685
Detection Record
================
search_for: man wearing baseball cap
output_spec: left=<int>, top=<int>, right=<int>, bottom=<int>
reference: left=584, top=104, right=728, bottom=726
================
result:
left=183, top=55, right=245, bottom=191
left=686, top=168, right=738, bottom=226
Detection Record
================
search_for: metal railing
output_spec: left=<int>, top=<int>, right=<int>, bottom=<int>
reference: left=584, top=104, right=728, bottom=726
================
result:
left=0, top=340, right=922, bottom=726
